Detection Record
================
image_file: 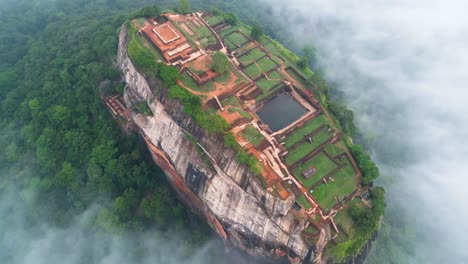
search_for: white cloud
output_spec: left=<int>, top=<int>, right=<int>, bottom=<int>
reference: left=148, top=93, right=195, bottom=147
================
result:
left=257, top=0, right=468, bottom=262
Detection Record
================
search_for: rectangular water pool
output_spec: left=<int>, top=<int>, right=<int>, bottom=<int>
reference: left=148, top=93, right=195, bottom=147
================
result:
left=256, top=93, right=307, bottom=131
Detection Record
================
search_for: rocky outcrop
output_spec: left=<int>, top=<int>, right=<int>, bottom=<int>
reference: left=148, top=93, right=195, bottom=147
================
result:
left=117, top=25, right=312, bottom=262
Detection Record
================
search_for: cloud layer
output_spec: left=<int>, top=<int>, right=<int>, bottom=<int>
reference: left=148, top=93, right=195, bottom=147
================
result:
left=257, top=0, right=468, bottom=263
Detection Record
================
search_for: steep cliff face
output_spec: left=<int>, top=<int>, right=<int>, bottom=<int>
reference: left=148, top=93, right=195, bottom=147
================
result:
left=117, top=25, right=312, bottom=262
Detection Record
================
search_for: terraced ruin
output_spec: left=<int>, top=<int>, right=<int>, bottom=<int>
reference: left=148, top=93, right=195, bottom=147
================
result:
left=129, top=11, right=374, bottom=258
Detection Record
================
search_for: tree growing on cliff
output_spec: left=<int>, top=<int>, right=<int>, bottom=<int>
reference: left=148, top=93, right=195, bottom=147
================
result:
left=350, top=144, right=380, bottom=183
left=223, top=13, right=238, bottom=25
left=178, top=0, right=190, bottom=14
left=211, top=52, right=229, bottom=74
left=159, top=65, right=180, bottom=86
left=328, top=101, right=357, bottom=136
left=132, top=5, right=160, bottom=18
left=250, top=24, right=263, bottom=40
left=297, top=56, right=309, bottom=68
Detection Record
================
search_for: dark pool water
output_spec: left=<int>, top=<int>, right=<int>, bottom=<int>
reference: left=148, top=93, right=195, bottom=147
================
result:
left=256, top=93, right=307, bottom=131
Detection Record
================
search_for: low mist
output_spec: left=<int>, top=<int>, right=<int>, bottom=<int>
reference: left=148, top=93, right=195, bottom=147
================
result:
left=0, top=176, right=220, bottom=264
left=257, top=0, right=468, bottom=263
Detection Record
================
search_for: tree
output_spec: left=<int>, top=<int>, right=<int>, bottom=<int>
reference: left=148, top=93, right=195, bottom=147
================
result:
left=48, top=105, right=71, bottom=126
left=350, top=145, right=380, bottom=183
left=210, top=8, right=221, bottom=16
left=328, top=102, right=357, bottom=136
left=178, top=0, right=190, bottom=14
left=159, top=65, right=180, bottom=86
left=298, top=56, right=309, bottom=68
left=303, top=46, right=317, bottom=68
left=133, top=5, right=160, bottom=18
left=211, top=52, right=229, bottom=74
left=223, top=13, right=238, bottom=25
left=250, top=24, right=263, bottom=40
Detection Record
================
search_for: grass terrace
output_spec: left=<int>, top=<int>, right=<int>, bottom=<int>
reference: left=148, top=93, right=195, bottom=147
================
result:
left=257, top=57, right=277, bottom=72
left=256, top=77, right=281, bottom=92
left=220, top=63, right=248, bottom=85
left=292, top=151, right=338, bottom=189
left=303, top=224, right=319, bottom=235
left=284, top=128, right=334, bottom=166
left=178, top=72, right=215, bottom=93
left=334, top=198, right=367, bottom=234
left=311, top=160, right=358, bottom=210
left=219, top=23, right=251, bottom=37
left=296, top=194, right=312, bottom=210
left=255, top=82, right=283, bottom=102
left=237, top=48, right=266, bottom=66
left=282, top=115, right=329, bottom=148
left=244, top=63, right=263, bottom=79
left=228, top=107, right=252, bottom=120
left=239, top=125, right=265, bottom=147
left=226, top=31, right=249, bottom=45
left=176, top=20, right=217, bottom=49
left=222, top=96, right=242, bottom=107
left=205, top=15, right=224, bottom=26
left=254, top=70, right=284, bottom=99
left=268, top=70, right=283, bottom=80
left=333, top=229, right=348, bottom=244
left=134, top=18, right=146, bottom=27
left=324, top=140, right=346, bottom=157
left=259, top=36, right=314, bottom=85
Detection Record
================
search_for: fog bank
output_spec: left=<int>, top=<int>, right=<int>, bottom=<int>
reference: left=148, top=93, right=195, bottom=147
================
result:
left=257, top=0, right=468, bottom=263
left=0, top=183, right=222, bottom=264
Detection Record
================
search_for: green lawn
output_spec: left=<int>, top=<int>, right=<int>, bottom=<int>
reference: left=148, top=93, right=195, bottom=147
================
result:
left=333, top=231, right=348, bottom=243
left=220, top=23, right=251, bottom=37
left=171, top=22, right=198, bottom=48
left=205, top=15, right=223, bottom=26
left=255, top=85, right=283, bottom=102
left=257, top=57, right=277, bottom=72
left=239, top=125, right=264, bottom=147
left=270, top=54, right=283, bottom=65
left=213, top=63, right=246, bottom=86
left=238, top=48, right=266, bottom=66
left=200, top=35, right=217, bottom=48
left=228, top=107, right=252, bottom=120
left=259, top=36, right=314, bottom=81
left=220, top=26, right=237, bottom=37
left=296, top=194, right=311, bottom=210
left=284, top=129, right=333, bottom=165
left=214, top=71, right=232, bottom=85
left=179, top=72, right=215, bottom=93
left=334, top=198, right=366, bottom=234
left=226, top=31, right=248, bottom=46
left=198, top=25, right=213, bottom=38
left=135, top=18, right=146, bottom=27
left=222, top=96, right=241, bottom=107
left=292, top=152, right=338, bottom=189
left=256, top=77, right=281, bottom=92
left=185, top=21, right=201, bottom=36
left=268, top=70, right=282, bottom=80
left=244, top=63, right=263, bottom=79
left=286, top=67, right=306, bottom=83
left=282, top=115, right=329, bottom=148
left=238, top=55, right=255, bottom=67
left=303, top=224, right=318, bottom=234
left=131, top=31, right=164, bottom=63
left=339, top=155, right=356, bottom=177
left=311, top=164, right=359, bottom=210
left=225, top=39, right=240, bottom=51
left=324, top=140, right=346, bottom=157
